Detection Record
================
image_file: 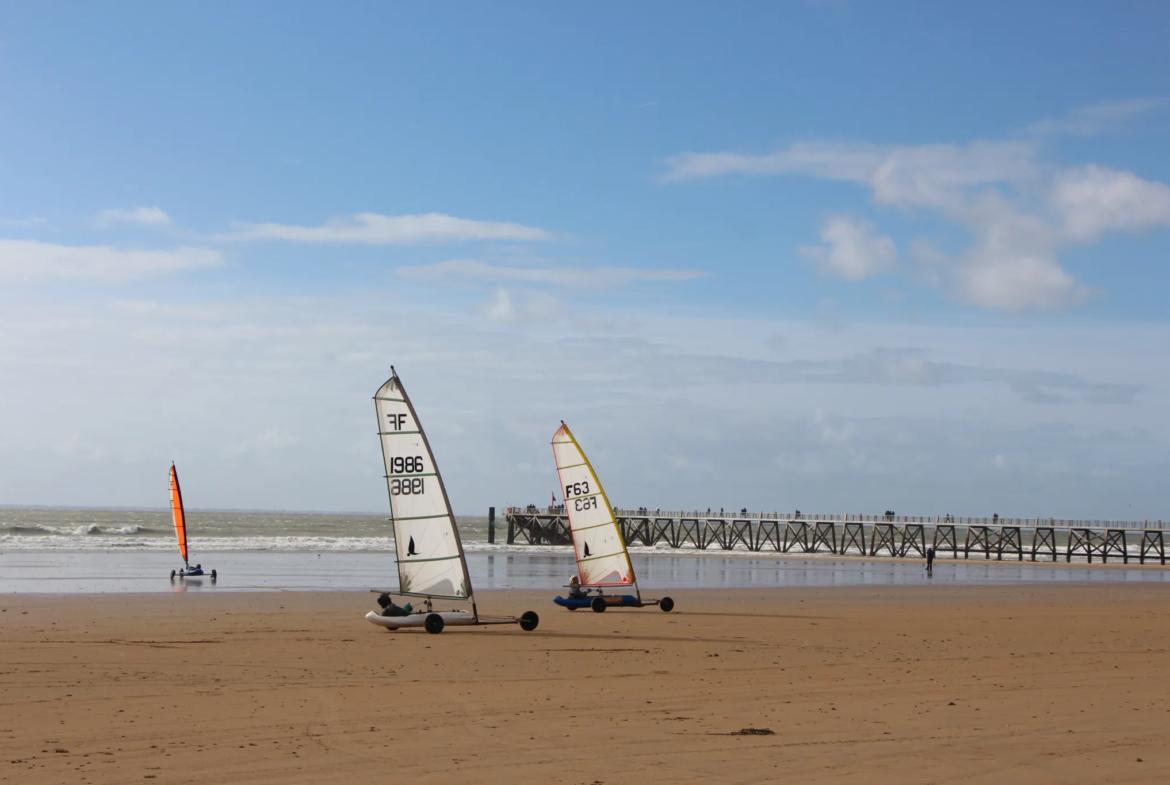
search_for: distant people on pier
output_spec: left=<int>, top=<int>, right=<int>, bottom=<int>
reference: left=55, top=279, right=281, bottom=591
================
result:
left=993, top=513, right=999, bottom=524
left=884, top=510, right=896, bottom=522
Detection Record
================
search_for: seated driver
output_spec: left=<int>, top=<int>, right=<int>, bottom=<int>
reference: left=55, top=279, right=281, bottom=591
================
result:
left=567, top=576, right=588, bottom=600
left=376, top=592, right=413, bottom=617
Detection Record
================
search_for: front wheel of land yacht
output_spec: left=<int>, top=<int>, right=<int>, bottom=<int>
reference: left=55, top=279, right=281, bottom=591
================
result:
left=591, top=597, right=607, bottom=613
left=519, top=611, right=540, bottom=631
left=659, top=597, right=674, bottom=612
left=170, top=570, right=176, bottom=580
left=424, top=613, right=445, bottom=634
left=210, top=570, right=217, bottom=581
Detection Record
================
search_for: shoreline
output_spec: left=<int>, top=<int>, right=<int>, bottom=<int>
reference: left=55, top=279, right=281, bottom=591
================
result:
left=3, top=546, right=1169, bottom=596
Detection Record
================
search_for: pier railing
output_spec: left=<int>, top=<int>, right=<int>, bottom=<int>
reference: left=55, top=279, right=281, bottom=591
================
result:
left=501, top=507, right=1169, bottom=565
left=507, top=507, right=1168, bottom=530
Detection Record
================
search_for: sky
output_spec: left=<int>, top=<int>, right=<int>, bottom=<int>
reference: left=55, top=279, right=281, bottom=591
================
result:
left=1, top=2, right=1169, bottom=518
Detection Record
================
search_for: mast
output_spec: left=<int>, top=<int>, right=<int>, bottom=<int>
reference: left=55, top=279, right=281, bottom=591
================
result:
left=374, top=367, right=475, bottom=613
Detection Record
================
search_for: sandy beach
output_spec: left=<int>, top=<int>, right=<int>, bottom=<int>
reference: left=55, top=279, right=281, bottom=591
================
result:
left=3, top=585, right=1169, bottom=784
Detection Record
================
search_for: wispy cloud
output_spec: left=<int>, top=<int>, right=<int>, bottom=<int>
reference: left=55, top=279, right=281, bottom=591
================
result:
left=2, top=294, right=1163, bottom=514
left=799, top=215, right=897, bottom=281
left=1021, top=98, right=1165, bottom=137
left=662, top=136, right=1170, bottom=312
left=397, top=258, right=706, bottom=289
left=94, top=206, right=172, bottom=227
left=477, top=287, right=566, bottom=323
left=0, top=216, right=48, bottom=229
left=221, top=212, right=552, bottom=244
left=660, top=140, right=1037, bottom=187
left=0, top=239, right=222, bottom=283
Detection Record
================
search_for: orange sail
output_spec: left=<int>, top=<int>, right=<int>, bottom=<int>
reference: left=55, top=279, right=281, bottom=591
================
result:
left=169, top=463, right=188, bottom=564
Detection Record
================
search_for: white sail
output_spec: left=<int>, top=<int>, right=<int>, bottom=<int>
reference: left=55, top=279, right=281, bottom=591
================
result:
left=551, top=423, right=636, bottom=589
left=375, top=370, right=472, bottom=601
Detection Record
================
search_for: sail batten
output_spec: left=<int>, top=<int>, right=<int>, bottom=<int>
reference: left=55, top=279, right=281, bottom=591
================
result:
left=169, top=464, right=188, bottom=565
left=374, top=370, right=473, bottom=602
left=551, top=423, right=637, bottom=589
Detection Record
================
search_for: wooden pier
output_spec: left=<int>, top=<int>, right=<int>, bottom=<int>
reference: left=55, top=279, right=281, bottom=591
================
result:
left=502, top=508, right=1169, bottom=565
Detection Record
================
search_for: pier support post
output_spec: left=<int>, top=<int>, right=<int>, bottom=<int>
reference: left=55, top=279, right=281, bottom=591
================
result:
left=506, top=511, right=515, bottom=545
left=812, top=521, right=838, bottom=554
left=841, top=521, right=866, bottom=556
left=997, top=527, right=1023, bottom=561
left=964, top=526, right=993, bottom=559
left=784, top=521, right=810, bottom=553
left=933, top=525, right=957, bottom=559
left=871, top=523, right=897, bottom=556
left=1103, top=529, right=1128, bottom=563
left=758, top=520, right=782, bottom=551
left=1032, top=527, right=1057, bottom=562
left=488, top=507, right=496, bottom=544
left=900, top=524, right=926, bottom=557
left=1139, top=529, right=1165, bottom=565
left=1067, top=528, right=1094, bottom=562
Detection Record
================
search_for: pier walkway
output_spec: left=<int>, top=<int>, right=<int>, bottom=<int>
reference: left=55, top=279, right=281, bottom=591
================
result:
left=501, top=508, right=1169, bottom=564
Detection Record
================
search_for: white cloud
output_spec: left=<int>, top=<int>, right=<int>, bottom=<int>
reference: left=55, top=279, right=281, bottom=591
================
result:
left=1021, top=98, right=1165, bottom=137
left=482, top=288, right=517, bottom=322
left=222, top=212, right=552, bottom=244
left=0, top=239, right=222, bottom=283
left=799, top=215, right=897, bottom=281
left=663, top=136, right=1170, bottom=312
left=1051, top=164, right=1170, bottom=241
left=95, top=206, right=172, bottom=227
left=478, top=288, right=566, bottom=323
left=398, top=258, right=705, bottom=289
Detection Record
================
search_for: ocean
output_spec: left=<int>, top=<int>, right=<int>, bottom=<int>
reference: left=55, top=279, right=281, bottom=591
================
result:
left=0, top=507, right=444, bottom=552
left=3, top=507, right=1170, bottom=594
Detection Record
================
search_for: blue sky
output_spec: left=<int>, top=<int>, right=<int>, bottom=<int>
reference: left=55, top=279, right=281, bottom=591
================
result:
left=1, top=2, right=1168, bottom=517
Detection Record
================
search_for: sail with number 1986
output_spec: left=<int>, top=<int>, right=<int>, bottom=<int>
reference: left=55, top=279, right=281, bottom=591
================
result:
left=364, top=367, right=538, bottom=634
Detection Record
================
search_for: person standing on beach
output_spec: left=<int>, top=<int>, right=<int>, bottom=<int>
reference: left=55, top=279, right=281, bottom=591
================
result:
left=926, top=547, right=935, bottom=575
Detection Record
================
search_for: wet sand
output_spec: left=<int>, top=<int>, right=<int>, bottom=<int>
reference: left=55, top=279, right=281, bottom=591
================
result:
left=2, top=585, right=1169, bottom=784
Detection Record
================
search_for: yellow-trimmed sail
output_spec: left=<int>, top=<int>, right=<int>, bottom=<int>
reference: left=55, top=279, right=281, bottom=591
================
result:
left=551, top=423, right=636, bottom=588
